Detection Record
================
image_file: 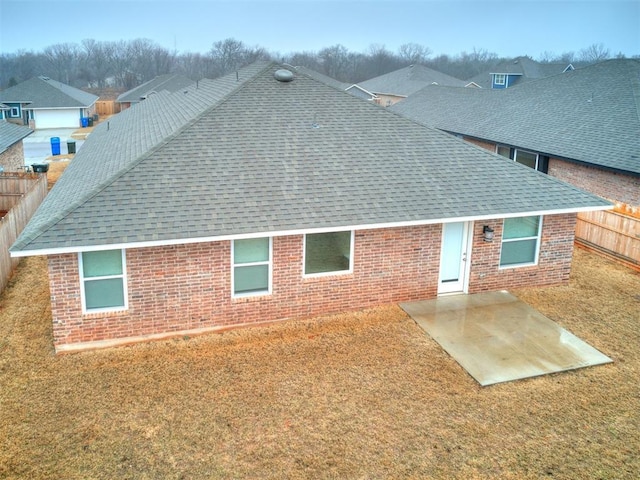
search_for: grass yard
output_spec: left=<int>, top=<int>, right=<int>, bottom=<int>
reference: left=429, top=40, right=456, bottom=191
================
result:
left=0, top=248, right=638, bottom=479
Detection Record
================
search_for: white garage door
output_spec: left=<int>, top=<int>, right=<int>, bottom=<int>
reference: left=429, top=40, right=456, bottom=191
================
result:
left=34, top=109, right=81, bottom=129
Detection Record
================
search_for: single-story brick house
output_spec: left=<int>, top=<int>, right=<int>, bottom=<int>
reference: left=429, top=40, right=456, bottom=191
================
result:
left=0, top=76, right=98, bottom=129
left=11, top=62, right=610, bottom=353
left=390, top=59, right=640, bottom=207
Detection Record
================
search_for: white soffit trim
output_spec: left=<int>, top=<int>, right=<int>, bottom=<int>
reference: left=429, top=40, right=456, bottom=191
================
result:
left=10, top=204, right=613, bottom=258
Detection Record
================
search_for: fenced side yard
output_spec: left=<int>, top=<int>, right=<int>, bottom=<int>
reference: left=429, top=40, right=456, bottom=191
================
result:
left=0, top=172, right=48, bottom=293
left=95, top=100, right=121, bottom=116
left=576, top=203, right=640, bottom=271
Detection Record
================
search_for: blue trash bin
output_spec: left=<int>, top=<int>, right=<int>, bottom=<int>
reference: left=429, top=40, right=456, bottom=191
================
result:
left=50, top=137, right=61, bottom=156
left=81, top=117, right=88, bottom=128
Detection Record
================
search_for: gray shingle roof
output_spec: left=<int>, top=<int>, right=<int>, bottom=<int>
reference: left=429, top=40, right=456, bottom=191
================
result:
left=391, top=59, right=640, bottom=176
left=11, top=62, right=609, bottom=255
left=354, top=64, right=467, bottom=97
left=116, top=74, right=195, bottom=103
left=0, top=121, right=33, bottom=154
left=470, top=56, right=574, bottom=88
left=0, top=77, right=98, bottom=109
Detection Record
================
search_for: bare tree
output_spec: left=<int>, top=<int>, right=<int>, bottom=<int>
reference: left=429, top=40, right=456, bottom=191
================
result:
left=318, top=44, right=351, bottom=81
left=579, top=43, right=611, bottom=63
left=43, top=43, right=81, bottom=85
left=398, top=43, right=432, bottom=65
left=80, top=39, right=113, bottom=87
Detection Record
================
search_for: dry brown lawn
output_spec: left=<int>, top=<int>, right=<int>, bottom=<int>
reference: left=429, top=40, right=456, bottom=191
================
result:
left=0, top=248, right=638, bottom=479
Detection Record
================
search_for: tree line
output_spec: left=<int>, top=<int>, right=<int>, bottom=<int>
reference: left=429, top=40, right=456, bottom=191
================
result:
left=0, top=37, right=627, bottom=92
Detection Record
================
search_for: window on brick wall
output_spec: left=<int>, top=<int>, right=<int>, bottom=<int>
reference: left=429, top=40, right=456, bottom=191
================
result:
left=500, top=216, right=542, bottom=267
left=232, top=237, right=271, bottom=297
left=79, top=249, right=128, bottom=312
left=304, top=231, right=353, bottom=276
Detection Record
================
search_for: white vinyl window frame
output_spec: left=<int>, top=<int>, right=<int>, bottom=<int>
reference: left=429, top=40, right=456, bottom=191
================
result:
left=494, top=74, right=506, bottom=86
left=514, top=149, right=539, bottom=170
left=231, top=237, right=272, bottom=298
left=9, top=107, right=20, bottom=118
left=303, top=230, right=355, bottom=278
left=499, top=216, right=543, bottom=269
left=78, top=249, right=128, bottom=314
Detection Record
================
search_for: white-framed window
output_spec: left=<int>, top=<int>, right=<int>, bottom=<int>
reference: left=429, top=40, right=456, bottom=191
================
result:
left=304, top=231, right=354, bottom=277
left=500, top=216, right=542, bottom=268
left=494, top=74, right=506, bottom=86
left=232, top=237, right=271, bottom=297
left=79, top=249, right=128, bottom=313
left=514, top=149, right=539, bottom=169
left=496, top=145, right=511, bottom=158
left=9, top=107, right=20, bottom=118
left=496, top=145, right=539, bottom=170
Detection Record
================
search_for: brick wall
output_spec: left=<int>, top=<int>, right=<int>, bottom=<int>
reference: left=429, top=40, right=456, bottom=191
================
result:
left=0, top=142, right=26, bottom=172
left=462, top=137, right=496, bottom=153
left=48, top=225, right=441, bottom=348
left=549, top=158, right=640, bottom=205
left=468, top=213, right=577, bottom=293
left=47, top=218, right=576, bottom=350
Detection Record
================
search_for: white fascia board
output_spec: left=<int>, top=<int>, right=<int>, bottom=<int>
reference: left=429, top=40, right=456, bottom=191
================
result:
left=10, top=204, right=612, bottom=258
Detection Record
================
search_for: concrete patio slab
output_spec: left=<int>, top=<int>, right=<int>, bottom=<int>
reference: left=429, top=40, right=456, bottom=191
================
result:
left=400, top=291, right=612, bottom=386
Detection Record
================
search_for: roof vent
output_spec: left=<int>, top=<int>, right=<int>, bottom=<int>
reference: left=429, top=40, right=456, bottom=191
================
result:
left=274, top=69, right=294, bottom=82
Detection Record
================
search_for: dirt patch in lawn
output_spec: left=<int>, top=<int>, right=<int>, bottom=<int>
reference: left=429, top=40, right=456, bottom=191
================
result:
left=0, top=248, right=638, bottom=479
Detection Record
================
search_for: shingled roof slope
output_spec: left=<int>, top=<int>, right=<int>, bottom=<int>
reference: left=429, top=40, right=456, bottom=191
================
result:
left=0, top=121, right=33, bottom=154
left=469, top=56, right=574, bottom=88
left=12, top=62, right=609, bottom=255
left=0, top=77, right=98, bottom=108
left=116, top=74, right=195, bottom=103
left=355, top=64, right=467, bottom=97
left=391, top=59, right=640, bottom=176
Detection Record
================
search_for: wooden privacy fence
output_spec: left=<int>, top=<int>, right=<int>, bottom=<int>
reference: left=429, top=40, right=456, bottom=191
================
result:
left=95, top=100, right=121, bottom=116
left=576, top=202, right=640, bottom=271
left=0, top=173, right=48, bottom=293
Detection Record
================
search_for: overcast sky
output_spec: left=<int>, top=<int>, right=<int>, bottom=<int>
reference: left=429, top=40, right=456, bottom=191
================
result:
left=1, top=0, right=638, bottom=59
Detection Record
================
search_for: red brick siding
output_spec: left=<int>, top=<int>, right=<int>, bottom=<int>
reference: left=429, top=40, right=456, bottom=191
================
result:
left=469, top=214, right=577, bottom=293
left=48, top=225, right=441, bottom=347
left=549, top=158, right=640, bottom=205
left=47, top=218, right=575, bottom=349
left=463, top=137, right=497, bottom=153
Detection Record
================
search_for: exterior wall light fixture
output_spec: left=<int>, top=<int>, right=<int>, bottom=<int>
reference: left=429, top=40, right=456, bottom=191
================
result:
left=483, top=226, right=494, bottom=242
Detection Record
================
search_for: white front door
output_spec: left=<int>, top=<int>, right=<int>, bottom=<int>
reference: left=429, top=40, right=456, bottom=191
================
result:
left=438, top=222, right=472, bottom=294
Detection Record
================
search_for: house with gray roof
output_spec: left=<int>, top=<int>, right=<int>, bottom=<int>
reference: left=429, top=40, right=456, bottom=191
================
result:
left=346, top=64, right=467, bottom=106
left=390, top=59, right=640, bottom=207
left=0, top=76, right=98, bottom=129
left=116, top=73, right=195, bottom=110
left=469, top=56, right=575, bottom=89
left=0, top=120, right=33, bottom=171
left=10, top=61, right=610, bottom=352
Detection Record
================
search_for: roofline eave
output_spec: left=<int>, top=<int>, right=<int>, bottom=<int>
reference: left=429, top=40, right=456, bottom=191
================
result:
left=10, top=204, right=613, bottom=258
left=442, top=130, right=640, bottom=178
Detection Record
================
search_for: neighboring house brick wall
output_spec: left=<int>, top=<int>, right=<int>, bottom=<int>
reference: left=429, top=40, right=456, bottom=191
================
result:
left=549, top=158, right=640, bottom=205
left=47, top=218, right=576, bottom=349
left=462, top=137, right=496, bottom=152
left=469, top=214, right=577, bottom=293
left=0, top=142, right=25, bottom=171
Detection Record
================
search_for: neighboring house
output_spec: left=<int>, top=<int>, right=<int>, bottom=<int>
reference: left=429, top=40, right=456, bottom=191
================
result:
left=0, top=120, right=33, bottom=171
left=390, top=59, right=640, bottom=207
left=10, top=62, right=610, bottom=353
left=346, top=64, right=467, bottom=106
left=469, top=56, right=575, bottom=89
left=0, top=77, right=98, bottom=129
left=116, top=73, right=195, bottom=110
